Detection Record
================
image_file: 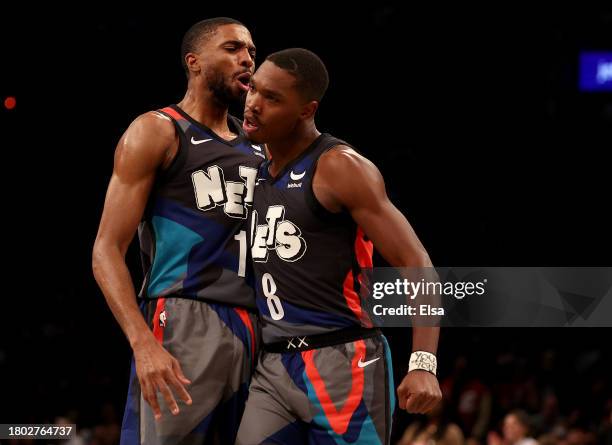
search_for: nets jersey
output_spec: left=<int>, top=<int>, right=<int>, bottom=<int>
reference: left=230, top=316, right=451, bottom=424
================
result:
left=138, top=105, right=265, bottom=308
left=249, top=133, right=374, bottom=343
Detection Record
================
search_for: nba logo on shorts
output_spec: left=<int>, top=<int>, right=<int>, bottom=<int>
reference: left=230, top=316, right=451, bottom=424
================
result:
left=159, top=310, right=167, bottom=328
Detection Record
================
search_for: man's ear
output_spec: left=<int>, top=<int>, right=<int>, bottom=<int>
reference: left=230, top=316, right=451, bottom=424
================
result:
left=300, top=100, right=319, bottom=120
left=185, top=53, right=201, bottom=75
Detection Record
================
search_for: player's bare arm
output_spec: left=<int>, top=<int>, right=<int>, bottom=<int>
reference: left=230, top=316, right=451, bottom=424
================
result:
left=312, top=145, right=442, bottom=414
left=92, top=112, right=192, bottom=420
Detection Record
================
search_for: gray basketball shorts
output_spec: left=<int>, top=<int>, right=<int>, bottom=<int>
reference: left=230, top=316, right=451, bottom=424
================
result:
left=236, top=331, right=395, bottom=445
left=120, top=297, right=259, bottom=445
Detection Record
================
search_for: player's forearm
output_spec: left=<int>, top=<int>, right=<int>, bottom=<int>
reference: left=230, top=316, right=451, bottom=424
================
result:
left=92, top=242, right=152, bottom=348
left=364, top=205, right=440, bottom=353
left=392, top=223, right=433, bottom=268
left=370, top=205, right=434, bottom=269
left=411, top=326, right=439, bottom=354
left=394, top=243, right=439, bottom=355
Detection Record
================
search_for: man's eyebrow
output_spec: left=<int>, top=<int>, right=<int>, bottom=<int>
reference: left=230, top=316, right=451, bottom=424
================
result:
left=263, top=88, right=283, bottom=99
left=250, top=79, right=283, bottom=98
left=221, top=40, right=256, bottom=51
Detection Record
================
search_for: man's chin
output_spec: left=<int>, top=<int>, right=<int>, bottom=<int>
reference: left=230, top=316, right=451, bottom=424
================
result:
left=211, top=84, right=245, bottom=106
left=230, top=85, right=249, bottom=102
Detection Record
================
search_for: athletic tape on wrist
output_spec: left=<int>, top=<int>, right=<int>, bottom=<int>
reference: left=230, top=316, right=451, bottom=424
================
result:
left=408, top=350, right=437, bottom=375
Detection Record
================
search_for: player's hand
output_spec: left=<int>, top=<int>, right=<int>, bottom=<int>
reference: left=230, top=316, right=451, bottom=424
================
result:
left=396, top=370, right=442, bottom=414
left=133, top=335, right=192, bottom=420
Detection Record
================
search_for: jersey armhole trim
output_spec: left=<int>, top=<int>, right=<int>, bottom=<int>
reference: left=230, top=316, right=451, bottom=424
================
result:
left=155, top=109, right=188, bottom=183
left=306, top=144, right=352, bottom=223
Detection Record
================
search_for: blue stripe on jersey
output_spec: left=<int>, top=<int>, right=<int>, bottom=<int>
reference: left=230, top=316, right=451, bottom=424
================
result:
left=150, top=198, right=246, bottom=293
left=234, top=141, right=260, bottom=157
left=273, top=153, right=317, bottom=189
left=147, top=216, right=204, bottom=297
left=153, top=197, right=226, bottom=238
left=256, top=294, right=355, bottom=328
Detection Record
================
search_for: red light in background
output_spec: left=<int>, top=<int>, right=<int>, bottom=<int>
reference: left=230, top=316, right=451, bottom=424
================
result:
left=4, top=96, right=16, bottom=110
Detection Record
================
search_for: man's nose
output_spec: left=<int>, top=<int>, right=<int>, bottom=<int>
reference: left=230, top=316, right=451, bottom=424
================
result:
left=247, top=102, right=261, bottom=115
left=239, top=49, right=255, bottom=69
left=245, top=94, right=261, bottom=114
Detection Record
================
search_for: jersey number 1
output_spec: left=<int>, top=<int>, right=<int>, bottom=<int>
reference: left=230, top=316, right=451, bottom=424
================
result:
left=234, top=230, right=246, bottom=277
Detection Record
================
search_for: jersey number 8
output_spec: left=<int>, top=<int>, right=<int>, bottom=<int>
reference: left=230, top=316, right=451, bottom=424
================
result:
left=262, top=273, right=285, bottom=320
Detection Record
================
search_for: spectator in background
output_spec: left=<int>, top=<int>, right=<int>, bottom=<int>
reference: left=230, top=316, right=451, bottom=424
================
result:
left=488, top=410, right=538, bottom=445
left=559, top=427, right=597, bottom=445
left=89, top=402, right=120, bottom=445
left=532, top=393, right=563, bottom=437
left=442, top=356, right=492, bottom=444
left=55, top=415, right=86, bottom=445
left=397, top=399, right=464, bottom=445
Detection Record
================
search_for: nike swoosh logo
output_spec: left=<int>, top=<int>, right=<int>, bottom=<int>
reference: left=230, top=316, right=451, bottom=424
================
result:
left=191, top=137, right=213, bottom=145
left=357, top=356, right=381, bottom=368
left=290, top=170, right=306, bottom=181
left=252, top=144, right=262, bottom=151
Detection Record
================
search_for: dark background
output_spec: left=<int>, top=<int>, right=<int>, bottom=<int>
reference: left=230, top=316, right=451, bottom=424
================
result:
left=1, top=5, right=610, bottom=444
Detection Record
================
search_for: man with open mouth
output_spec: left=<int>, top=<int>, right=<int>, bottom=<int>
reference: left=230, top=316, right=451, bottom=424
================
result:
left=237, top=48, right=442, bottom=444
left=93, top=17, right=264, bottom=445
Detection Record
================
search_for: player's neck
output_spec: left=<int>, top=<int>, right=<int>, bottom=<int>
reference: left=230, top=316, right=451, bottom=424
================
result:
left=178, top=87, right=233, bottom=139
left=268, top=124, right=320, bottom=177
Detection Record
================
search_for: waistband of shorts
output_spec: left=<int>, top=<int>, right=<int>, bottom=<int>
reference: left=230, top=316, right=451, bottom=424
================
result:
left=138, top=295, right=257, bottom=313
left=263, top=326, right=381, bottom=353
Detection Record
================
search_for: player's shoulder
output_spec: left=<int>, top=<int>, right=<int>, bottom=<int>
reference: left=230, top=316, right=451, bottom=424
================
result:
left=319, top=140, right=375, bottom=173
left=123, top=111, right=176, bottom=147
left=132, top=110, right=175, bottom=137
left=314, top=138, right=384, bottom=206
left=116, top=110, right=177, bottom=164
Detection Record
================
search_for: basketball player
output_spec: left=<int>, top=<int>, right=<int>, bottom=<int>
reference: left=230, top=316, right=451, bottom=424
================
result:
left=92, top=18, right=264, bottom=444
left=236, top=49, right=442, bottom=444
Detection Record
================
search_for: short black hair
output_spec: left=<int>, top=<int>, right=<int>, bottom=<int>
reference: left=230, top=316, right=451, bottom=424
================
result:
left=181, top=17, right=245, bottom=75
left=265, top=48, right=329, bottom=102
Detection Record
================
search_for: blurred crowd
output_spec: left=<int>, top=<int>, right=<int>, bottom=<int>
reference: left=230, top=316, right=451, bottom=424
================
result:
left=3, top=332, right=609, bottom=445
left=396, top=346, right=611, bottom=445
